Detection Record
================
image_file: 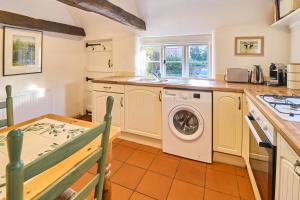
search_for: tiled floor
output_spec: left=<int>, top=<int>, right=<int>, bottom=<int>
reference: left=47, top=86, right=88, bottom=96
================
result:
left=109, top=138, right=255, bottom=200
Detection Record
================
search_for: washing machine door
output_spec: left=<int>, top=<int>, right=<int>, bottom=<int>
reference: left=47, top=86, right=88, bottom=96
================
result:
left=169, top=105, right=204, bottom=141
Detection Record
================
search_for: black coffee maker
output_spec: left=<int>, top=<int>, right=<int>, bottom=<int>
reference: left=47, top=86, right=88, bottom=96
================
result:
left=268, top=63, right=287, bottom=86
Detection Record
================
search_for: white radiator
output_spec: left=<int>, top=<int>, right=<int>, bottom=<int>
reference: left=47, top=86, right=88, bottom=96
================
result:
left=0, top=89, right=52, bottom=124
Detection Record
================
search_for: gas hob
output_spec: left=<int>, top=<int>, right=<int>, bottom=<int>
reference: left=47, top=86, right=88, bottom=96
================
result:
left=257, top=94, right=300, bottom=122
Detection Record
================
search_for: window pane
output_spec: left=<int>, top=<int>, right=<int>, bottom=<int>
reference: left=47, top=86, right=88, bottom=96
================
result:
left=143, top=46, right=161, bottom=62
left=165, top=46, right=183, bottom=77
left=145, top=62, right=160, bottom=76
left=165, top=46, right=183, bottom=61
left=189, top=45, right=209, bottom=78
left=166, top=62, right=182, bottom=77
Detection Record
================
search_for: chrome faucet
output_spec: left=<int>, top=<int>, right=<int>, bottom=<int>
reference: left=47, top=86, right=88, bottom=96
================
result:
left=151, top=71, right=162, bottom=80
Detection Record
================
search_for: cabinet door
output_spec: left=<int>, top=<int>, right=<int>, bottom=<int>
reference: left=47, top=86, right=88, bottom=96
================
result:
left=276, top=134, right=300, bottom=200
left=92, top=92, right=124, bottom=130
left=125, top=86, right=162, bottom=139
left=213, top=91, right=243, bottom=156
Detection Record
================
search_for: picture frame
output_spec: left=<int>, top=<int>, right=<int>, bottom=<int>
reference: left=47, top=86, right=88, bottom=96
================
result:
left=3, top=26, right=43, bottom=76
left=234, top=36, right=264, bottom=56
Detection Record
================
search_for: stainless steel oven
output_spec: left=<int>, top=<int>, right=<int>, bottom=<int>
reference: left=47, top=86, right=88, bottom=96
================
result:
left=245, top=114, right=276, bottom=200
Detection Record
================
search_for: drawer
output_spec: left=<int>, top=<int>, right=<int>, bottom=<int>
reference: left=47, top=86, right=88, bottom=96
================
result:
left=92, top=83, right=124, bottom=93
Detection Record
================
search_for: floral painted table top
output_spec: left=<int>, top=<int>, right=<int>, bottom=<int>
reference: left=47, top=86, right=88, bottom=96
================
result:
left=0, top=118, right=89, bottom=198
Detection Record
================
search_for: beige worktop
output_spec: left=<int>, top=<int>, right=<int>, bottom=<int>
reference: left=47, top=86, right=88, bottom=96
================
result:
left=92, top=76, right=300, bottom=156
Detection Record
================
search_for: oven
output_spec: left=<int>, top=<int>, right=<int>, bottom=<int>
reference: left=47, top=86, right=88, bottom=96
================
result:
left=245, top=114, right=276, bottom=200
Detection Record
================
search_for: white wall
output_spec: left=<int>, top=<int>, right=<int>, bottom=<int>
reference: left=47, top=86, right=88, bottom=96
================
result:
left=214, top=24, right=290, bottom=77
left=0, top=0, right=85, bottom=117
left=290, top=26, right=300, bottom=63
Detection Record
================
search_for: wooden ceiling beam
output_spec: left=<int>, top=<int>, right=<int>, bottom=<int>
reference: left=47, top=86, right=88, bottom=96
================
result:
left=57, top=0, right=146, bottom=30
left=0, top=10, right=86, bottom=36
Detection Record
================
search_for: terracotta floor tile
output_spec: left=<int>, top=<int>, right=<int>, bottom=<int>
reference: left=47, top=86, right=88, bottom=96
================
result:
left=120, top=140, right=142, bottom=149
left=204, top=189, right=240, bottom=200
left=113, top=138, right=123, bottom=144
left=158, top=150, right=181, bottom=161
left=149, top=156, right=179, bottom=177
left=138, top=144, right=160, bottom=154
left=175, top=159, right=206, bottom=186
left=205, top=168, right=239, bottom=197
left=236, top=167, right=249, bottom=178
left=167, top=179, right=204, bottom=200
left=112, top=145, right=135, bottom=162
left=112, top=142, right=119, bottom=149
left=88, top=164, right=97, bottom=175
left=207, top=162, right=237, bottom=174
left=130, top=192, right=155, bottom=200
left=126, top=150, right=156, bottom=169
left=181, top=157, right=207, bottom=167
left=111, top=159, right=123, bottom=175
left=237, top=176, right=255, bottom=200
left=111, top=183, right=133, bottom=200
left=70, top=172, right=95, bottom=200
left=136, top=171, right=173, bottom=200
left=111, top=163, right=146, bottom=190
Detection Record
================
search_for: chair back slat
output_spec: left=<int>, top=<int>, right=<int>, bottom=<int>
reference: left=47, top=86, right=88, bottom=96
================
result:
left=0, top=119, right=8, bottom=128
left=34, top=148, right=103, bottom=200
left=24, top=122, right=106, bottom=181
left=0, top=102, right=6, bottom=109
left=72, top=175, right=100, bottom=200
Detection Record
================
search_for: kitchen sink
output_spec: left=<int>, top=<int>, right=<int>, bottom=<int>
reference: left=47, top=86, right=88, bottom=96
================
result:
left=128, top=77, right=187, bottom=85
left=129, top=77, right=169, bottom=83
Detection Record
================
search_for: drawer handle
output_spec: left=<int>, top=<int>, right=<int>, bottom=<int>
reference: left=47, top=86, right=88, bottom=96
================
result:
left=103, top=86, right=112, bottom=89
left=120, top=97, right=124, bottom=108
left=294, top=160, right=300, bottom=177
left=238, top=97, right=241, bottom=110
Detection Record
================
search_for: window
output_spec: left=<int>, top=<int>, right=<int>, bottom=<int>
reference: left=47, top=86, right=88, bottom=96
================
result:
left=140, top=43, right=211, bottom=78
left=188, top=44, right=209, bottom=78
left=141, top=46, right=161, bottom=76
left=165, top=46, right=184, bottom=77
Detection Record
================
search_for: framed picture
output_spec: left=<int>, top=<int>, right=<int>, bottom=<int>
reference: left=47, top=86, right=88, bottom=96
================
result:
left=235, top=36, right=264, bottom=56
left=3, top=26, right=43, bottom=76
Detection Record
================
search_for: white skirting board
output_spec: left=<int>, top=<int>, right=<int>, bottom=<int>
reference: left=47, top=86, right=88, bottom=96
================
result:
left=0, top=89, right=52, bottom=124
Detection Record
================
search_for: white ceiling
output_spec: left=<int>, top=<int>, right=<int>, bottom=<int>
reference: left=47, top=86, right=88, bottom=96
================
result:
left=1, top=0, right=275, bottom=38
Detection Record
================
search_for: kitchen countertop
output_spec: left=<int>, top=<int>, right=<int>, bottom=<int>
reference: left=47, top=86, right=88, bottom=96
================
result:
left=92, top=76, right=300, bottom=156
left=92, top=76, right=266, bottom=92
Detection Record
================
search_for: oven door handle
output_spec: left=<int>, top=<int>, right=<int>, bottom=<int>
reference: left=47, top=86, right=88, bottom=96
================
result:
left=245, top=115, right=272, bottom=148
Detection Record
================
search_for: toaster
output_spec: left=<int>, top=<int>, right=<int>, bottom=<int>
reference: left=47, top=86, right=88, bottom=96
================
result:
left=225, top=68, right=249, bottom=83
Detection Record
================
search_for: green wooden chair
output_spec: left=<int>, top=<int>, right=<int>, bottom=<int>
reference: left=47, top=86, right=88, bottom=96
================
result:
left=0, top=85, right=14, bottom=128
left=6, top=96, right=114, bottom=200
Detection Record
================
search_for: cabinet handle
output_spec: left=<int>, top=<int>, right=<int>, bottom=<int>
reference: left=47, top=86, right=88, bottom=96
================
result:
left=159, top=91, right=162, bottom=102
left=108, top=60, right=112, bottom=68
left=120, top=97, right=124, bottom=108
left=238, top=97, right=241, bottom=110
left=103, top=86, right=112, bottom=89
left=294, top=160, right=300, bottom=177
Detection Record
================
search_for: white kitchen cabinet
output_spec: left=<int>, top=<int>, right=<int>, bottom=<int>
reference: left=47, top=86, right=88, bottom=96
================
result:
left=125, top=85, right=162, bottom=139
left=92, top=91, right=124, bottom=130
left=213, top=91, right=243, bottom=156
left=275, top=134, right=300, bottom=200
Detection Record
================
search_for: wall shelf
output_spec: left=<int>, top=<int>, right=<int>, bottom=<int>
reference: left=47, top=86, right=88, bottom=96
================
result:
left=272, top=9, right=300, bottom=29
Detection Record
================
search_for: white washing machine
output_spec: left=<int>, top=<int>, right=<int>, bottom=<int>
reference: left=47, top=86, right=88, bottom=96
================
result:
left=162, top=89, right=212, bottom=163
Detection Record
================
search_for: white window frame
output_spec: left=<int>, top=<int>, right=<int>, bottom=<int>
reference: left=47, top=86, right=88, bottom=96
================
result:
left=140, top=42, right=212, bottom=79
